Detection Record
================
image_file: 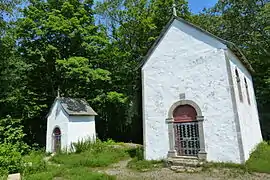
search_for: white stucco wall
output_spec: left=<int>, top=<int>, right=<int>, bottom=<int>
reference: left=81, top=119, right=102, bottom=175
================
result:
left=227, top=50, right=262, bottom=161
left=46, top=100, right=97, bottom=152
left=142, top=19, right=241, bottom=163
left=46, top=100, right=69, bottom=152
left=68, top=116, right=96, bottom=147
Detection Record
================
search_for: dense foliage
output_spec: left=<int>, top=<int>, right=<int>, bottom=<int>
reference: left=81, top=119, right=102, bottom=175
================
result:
left=0, top=143, right=23, bottom=174
left=0, top=116, right=29, bottom=173
left=0, top=0, right=269, bottom=173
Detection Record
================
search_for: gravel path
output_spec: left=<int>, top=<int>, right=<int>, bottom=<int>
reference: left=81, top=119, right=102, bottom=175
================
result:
left=97, top=159, right=270, bottom=180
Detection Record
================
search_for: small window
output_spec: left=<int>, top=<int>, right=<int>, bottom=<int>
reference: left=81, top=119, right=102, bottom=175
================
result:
left=244, top=78, right=251, bottom=105
left=235, top=69, right=243, bottom=102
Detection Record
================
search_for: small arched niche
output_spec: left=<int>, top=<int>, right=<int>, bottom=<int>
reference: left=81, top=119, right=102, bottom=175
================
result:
left=52, top=127, right=61, bottom=153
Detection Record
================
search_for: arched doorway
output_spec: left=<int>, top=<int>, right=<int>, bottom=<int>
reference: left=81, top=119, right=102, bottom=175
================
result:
left=173, top=105, right=200, bottom=156
left=52, top=127, right=61, bottom=152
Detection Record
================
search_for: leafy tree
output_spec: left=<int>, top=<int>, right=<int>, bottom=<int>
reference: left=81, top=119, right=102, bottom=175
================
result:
left=95, top=0, right=191, bottom=142
left=0, top=0, right=23, bottom=35
left=0, top=0, right=26, bottom=117
left=0, top=0, right=28, bottom=157
left=57, top=57, right=111, bottom=97
left=0, top=0, right=21, bottom=13
left=15, top=0, right=130, bottom=145
left=1, top=0, right=268, bottom=146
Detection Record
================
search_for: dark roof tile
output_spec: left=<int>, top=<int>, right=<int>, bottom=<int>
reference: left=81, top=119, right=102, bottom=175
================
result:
left=59, top=97, right=97, bottom=116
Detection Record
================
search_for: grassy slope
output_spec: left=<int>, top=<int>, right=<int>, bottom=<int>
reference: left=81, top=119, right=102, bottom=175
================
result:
left=195, top=142, right=270, bottom=174
left=51, top=148, right=127, bottom=168
left=126, top=146, right=164, bottom=172
left=24, top=166, right=115, bottom=180
left=22, top=140, right=131, bottom=180
left=20, top=141, right=270, bottom=179
left=126, top=142, right=270, bottom=174
left=246, top=142, right=270, bottom=173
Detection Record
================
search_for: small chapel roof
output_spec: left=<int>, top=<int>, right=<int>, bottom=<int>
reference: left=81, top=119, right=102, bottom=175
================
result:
left=139, top=16, right=254, bottom=74
left=59, top=97, right=97, bottom=116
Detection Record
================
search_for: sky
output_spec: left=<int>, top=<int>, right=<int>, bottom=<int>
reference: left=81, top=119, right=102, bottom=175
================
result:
left=3, top=0, right=218, bottom=21
left=188, top=0, right=218, bottom=13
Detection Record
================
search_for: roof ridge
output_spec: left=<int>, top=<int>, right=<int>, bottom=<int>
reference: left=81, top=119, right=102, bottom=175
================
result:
left=138, top=16, right=254, bottom=74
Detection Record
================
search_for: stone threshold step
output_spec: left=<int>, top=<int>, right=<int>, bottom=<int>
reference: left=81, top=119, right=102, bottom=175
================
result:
left=166, top=157, right=204, bottom=167
left=170, top=165, right=203, bottom=173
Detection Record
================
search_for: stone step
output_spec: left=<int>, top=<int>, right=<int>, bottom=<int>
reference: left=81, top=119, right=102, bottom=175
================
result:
left=166, top=157, right=204, bottom=167
left=170, top=165, right=203, bottom=173
left=7, top=173, right=21, bottom=180
left=168, top=157, right=199, bottom=162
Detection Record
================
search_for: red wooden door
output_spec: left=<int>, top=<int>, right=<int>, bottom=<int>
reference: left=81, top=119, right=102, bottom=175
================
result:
left=173, top=105, right=197, bottom=122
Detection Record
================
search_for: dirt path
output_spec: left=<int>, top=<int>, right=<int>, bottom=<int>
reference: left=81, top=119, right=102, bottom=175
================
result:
left=97, top=159, right=270, bottom=180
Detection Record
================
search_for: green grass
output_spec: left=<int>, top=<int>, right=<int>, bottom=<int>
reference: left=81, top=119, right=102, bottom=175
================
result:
left=201, top=161, right=248, bottom=172
left=23, top=166, right=115, bottom=180
left=246, top=141, right=270, bottom=173
left=126, top=142, right=270, bottom=174
left=127, top=158, right=164, bottom=172
left=21, top=140, right=270, bottom=179
left=22, top=150, right=47, bottom=174
left=22, top=139, right=130, bottom=180
left=201, top=142, right=270, bottom=174
left=0, top=175, right=7, bottom=180
left=51, top=148, right=128, bottom=168
left=126, top=146, right=164, bottom=172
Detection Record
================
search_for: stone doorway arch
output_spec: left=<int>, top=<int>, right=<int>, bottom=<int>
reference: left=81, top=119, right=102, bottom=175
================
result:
left=166, top=100, right=207, bottom=160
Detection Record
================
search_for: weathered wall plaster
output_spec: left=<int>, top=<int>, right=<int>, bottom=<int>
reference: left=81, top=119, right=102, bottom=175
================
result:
left=46, top=101, right=69, bottom=152
left=68, top=116, right=96, bottom=146
left=142, top=19, right=241, bottom=163
left=46, top=101, right=96, bottom=152
left=228, top=50, right=263, bottom=161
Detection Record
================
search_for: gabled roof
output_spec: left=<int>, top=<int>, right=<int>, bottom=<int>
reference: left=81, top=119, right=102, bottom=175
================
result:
left=46, top=97, right=97, bottom=118
left=139, top=16, right=254, bottom=74
left=59, top=98, right=97, bottom=116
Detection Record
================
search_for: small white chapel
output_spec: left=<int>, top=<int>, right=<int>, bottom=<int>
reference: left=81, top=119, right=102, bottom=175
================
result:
left=46, top=97, right=97, bottom=152
left=141, top=15, right=262, bottom=164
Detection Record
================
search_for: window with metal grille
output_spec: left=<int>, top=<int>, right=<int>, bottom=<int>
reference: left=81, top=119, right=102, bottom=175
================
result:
left=173, top=105, right=200, bottom=156
left=235, top=68, right=243, bottom=102
left=244, top=78, right=251, bottom=105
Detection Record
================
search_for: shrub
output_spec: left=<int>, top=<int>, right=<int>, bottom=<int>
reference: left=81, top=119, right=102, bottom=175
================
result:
left=103, top=139, right=117, bottom=145
left=127, top=146, right=144, bottom=160
left=0, top=143, right=22, bottom=174
left=22, top=150, right=47, bottom=174
left=51, top=148, right=127, bottom=168
left=71, top=138, right=108, bottom=154
left=70, top=138, right=92, bottom=153
left=0, top=116, right=30, bottom=154
left=0, top=175, right=7, bottom=180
